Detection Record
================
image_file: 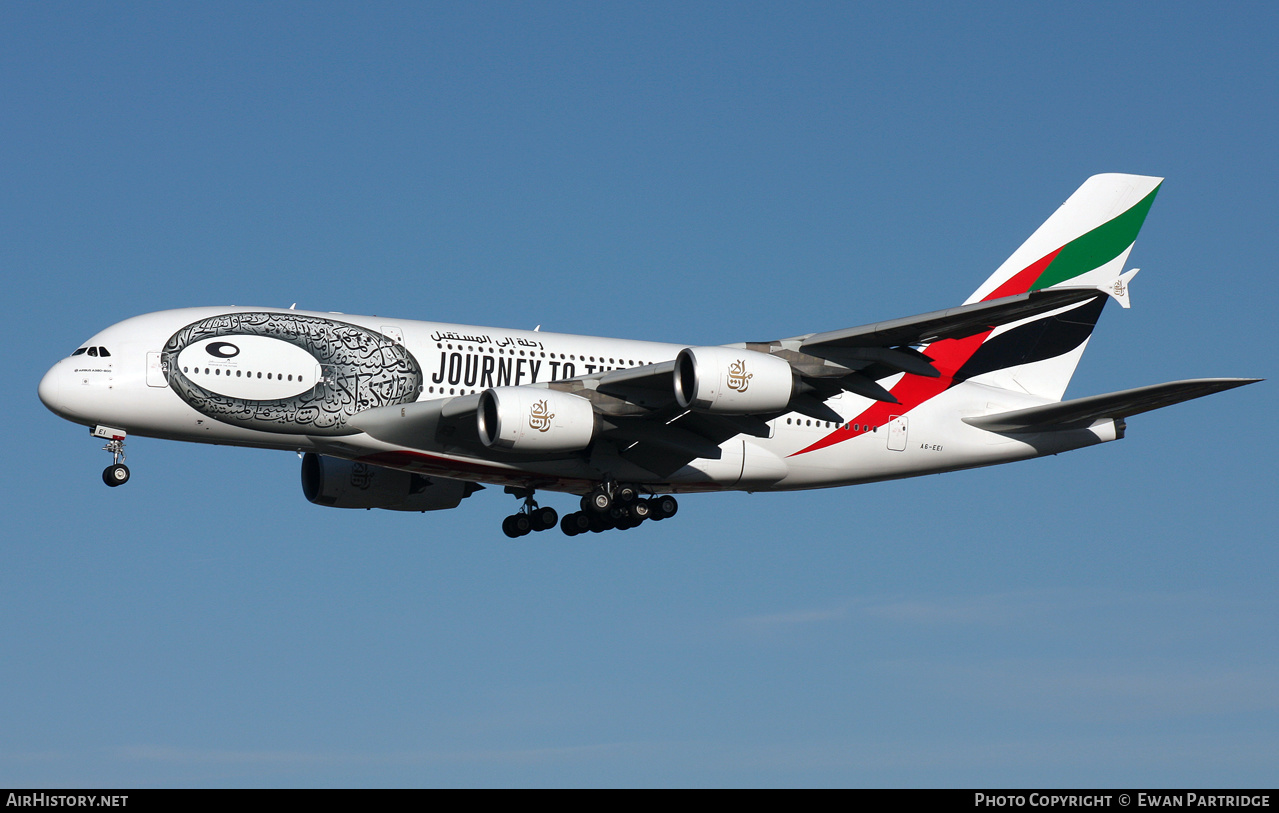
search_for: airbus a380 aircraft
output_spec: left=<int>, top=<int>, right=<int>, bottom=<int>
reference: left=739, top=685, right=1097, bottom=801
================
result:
left=39, top=174, right=1258, bottom=537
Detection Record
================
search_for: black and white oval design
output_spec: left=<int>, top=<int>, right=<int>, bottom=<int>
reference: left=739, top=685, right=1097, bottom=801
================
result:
left=176, top=336, right=322, bottom=401
left=162, top=312, right=422, bottom=435
left=205, top=341, right=241, bottom=358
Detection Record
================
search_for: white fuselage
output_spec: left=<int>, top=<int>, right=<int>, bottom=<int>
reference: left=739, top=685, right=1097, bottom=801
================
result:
left=38, top=306, right=1118, bottom=496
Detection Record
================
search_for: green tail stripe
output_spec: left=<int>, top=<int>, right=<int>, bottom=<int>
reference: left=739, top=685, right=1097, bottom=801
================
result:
left=1031, top=183, right=1161, bottom=290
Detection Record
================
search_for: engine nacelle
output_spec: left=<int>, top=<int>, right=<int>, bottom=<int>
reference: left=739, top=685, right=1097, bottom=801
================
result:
left=477, top=386, right=597, bottom=452
left=674, top=346, right=795, bottom=413
left=300, top=453, right=479, bottom=511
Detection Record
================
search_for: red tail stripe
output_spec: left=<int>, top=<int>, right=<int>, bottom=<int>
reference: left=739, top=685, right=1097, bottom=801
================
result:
left=790, top=333, right=987, bottom=456
left=789, top=247, right=1065, bottom=457
left=984, top=247, right=1061, bottom=301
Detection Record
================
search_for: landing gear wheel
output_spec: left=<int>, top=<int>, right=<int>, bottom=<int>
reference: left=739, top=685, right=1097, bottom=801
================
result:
left=531, top=506, right=558, bottom=532
left=651, top=495, right=678, bottom=520
left=99, top=432, right=129, bottom=487
left=502, top=514, right=532, bottom=538
left=630, top=499, right=652, bottom=520
left=588, top=513, right=615, bottom=533
left=562, top=512, right=591, bottom=536
left=585, top=489, right=613, bottom=514
left=616, top=485, right=638, bottom=504
left=504, top=487, right=562, bottom=536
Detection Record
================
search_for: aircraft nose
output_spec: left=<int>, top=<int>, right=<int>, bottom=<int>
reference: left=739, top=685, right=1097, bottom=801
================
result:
left=38, top=360, right=75, bottom=420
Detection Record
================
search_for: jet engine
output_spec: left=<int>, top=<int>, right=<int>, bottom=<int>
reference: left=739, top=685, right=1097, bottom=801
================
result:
left=477, top=386, right=597, bottom=452
left=300, top=453, right=480, bottom=511
left=674, top=346, right=796, bottom=413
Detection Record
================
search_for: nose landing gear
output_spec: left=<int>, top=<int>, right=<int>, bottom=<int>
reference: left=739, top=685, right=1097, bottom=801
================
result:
left=103, top=461, right=130, bottom=487
left=94, top=426, right=130, bottom=487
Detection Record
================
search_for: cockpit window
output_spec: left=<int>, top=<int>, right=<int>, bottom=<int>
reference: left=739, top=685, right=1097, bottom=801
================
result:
left=88, top=347, right=99, bottom=357
left=98, top=347, right=111, bottom=357
left=72, top=348, right=87, bottom=356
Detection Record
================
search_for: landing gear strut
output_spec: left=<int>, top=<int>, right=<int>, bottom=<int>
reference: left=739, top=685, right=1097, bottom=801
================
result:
left=501, top=487, right=558, bottom=538
left=559, top=481, right=678, bottom=536
left=498, top=482, right=680, bottom=538
left=96, top=426, right=130, bottom=487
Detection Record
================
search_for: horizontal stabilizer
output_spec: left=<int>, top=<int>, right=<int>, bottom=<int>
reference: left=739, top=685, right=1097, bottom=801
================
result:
left=964, top=378, right=1261, bottom=433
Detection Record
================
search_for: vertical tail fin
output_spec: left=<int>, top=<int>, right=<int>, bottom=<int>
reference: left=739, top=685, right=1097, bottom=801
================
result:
left=966, top=173, right=1163, bottom=305
left=945, top=174, right=1162, bottom=400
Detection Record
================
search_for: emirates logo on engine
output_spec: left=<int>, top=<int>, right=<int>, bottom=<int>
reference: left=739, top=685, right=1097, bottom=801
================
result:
left=528, top=399, right=555, bottom=432
left=727, top=359, right=753, bottom=393
left=350, top=462, right=373, bottom=490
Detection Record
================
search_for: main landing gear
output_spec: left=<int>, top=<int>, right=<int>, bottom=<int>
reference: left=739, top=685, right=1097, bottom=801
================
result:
left=558, top=483, right=678, bottom=537
left=499, top=482, right=680, bottom=538
left=501, top=487, right=559, bottom=538
left=95, top=426, right=130, bottom=487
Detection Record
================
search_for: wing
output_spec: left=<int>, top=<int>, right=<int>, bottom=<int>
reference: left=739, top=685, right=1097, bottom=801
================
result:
left=351, top=285, right=1118, bottom=478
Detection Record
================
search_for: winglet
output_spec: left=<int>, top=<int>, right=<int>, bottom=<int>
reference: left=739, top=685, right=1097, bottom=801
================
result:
left=1100, top=268, right=1138, bottom=309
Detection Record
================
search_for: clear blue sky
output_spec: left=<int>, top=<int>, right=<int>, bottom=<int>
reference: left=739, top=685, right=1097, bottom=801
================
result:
left=3, top=2, right=1275, bottom=787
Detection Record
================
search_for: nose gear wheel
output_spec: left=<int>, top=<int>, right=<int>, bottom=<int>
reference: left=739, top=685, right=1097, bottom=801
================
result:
left=100, top=434, right=130, bottom=488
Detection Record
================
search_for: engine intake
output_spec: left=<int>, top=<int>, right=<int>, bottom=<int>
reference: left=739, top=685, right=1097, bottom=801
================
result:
left=300, top=453, right=479, bottom=511
left=477, top=387, right=596, bottom=452
left=674, top=346, right=795, bottom=413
